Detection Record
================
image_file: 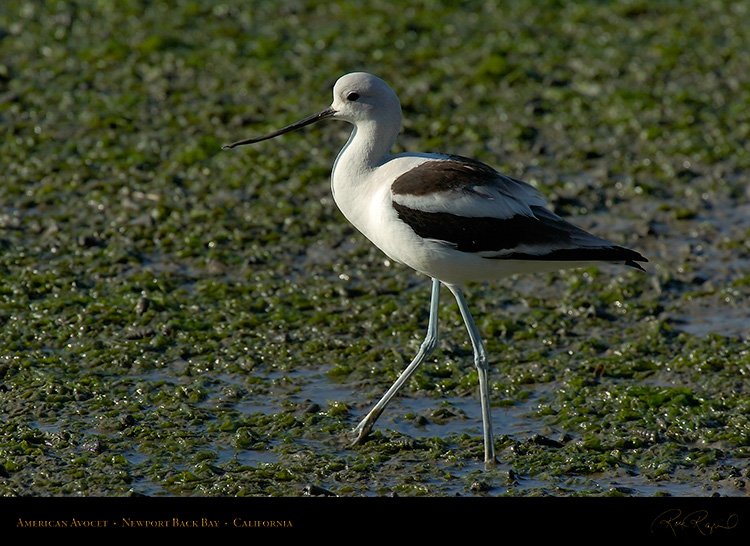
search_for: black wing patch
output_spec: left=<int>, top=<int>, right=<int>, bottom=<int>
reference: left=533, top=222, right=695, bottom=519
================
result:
left=392, top=202, right=647, bottom=270
left=391, top=155, right=510, bottom=196
left=390, top=156, right=647, bottom=270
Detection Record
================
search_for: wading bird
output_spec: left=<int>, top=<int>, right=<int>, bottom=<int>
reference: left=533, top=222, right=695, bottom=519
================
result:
left=224, top=72, right=646, bottom=468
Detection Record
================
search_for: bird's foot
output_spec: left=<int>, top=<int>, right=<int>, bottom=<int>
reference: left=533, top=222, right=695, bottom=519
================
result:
left=349, top=421, right=372, bottom=446
left=484, top=456, right=498, bottom=470
left=350, top=409, right=384, bottom=446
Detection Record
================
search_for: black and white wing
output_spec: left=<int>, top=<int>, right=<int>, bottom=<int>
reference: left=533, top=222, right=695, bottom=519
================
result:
left=390, top=156, right=647, bottom=270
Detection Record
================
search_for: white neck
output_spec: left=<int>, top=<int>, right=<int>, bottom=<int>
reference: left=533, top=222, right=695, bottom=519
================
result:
left=328, top=114, right=400, bottom=244
left=332, top=106, right=401, bottom=182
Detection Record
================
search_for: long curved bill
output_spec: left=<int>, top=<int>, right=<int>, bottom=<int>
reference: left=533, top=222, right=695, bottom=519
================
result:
left=222, top=107, right=336, bottom=149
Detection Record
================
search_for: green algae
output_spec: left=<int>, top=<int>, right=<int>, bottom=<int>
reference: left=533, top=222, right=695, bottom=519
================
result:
left=1, top=0, right=749, bottom=497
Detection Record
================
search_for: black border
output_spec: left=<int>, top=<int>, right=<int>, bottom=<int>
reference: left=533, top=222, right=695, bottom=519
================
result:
left=2, top=496, right=747, bottom=538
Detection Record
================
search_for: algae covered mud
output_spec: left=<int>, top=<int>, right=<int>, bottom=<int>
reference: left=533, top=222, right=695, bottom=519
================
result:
left=1, top=1, right=749, bottom=497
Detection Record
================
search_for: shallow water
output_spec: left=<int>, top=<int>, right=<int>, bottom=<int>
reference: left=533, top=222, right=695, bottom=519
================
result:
left=2, top=0, right=749, bottom=500
left=164, top=366, right=746, bottom=497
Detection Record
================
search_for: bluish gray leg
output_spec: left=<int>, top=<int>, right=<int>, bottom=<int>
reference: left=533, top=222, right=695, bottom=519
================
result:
left=446, top=284, right=497, bottom=469
left=352, top=278, right=441, bottom=444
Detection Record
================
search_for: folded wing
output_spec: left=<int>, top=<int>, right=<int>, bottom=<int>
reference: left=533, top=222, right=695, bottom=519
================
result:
left=390, top=156, right=647, bottom=270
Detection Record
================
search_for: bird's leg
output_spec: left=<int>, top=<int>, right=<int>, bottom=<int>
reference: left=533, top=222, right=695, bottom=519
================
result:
left=351, top=278, right=441, bottom=445
left=446, top=284, right=497, bottom=469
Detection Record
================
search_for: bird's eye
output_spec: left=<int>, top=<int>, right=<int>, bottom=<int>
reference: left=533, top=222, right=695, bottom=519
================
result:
left=347, top=92, right=360, bottom=101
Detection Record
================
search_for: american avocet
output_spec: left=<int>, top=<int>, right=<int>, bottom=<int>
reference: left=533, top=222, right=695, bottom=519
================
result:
left=224, top=72, right=647, bottom=469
